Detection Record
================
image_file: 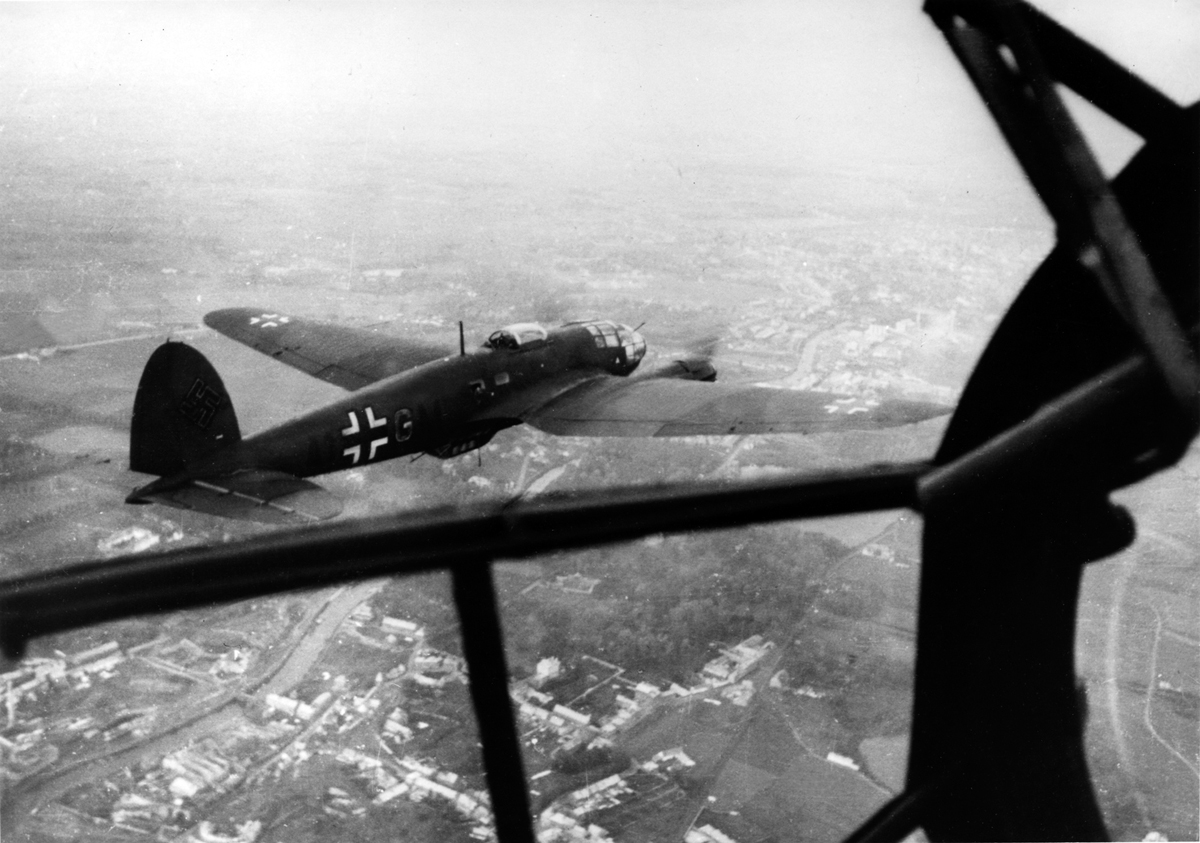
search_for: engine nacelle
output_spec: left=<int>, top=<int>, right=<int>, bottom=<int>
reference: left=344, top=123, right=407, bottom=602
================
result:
left=637, top=357, right=717, bottom=382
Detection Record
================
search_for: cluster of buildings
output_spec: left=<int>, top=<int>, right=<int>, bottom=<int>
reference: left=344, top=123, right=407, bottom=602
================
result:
left=513, top=635, right=777, bottom=765
left=12, top=590, right=490, bottom=839
left=411, top=645, right=467, bottom=689
left=326, top=685, right=385, bottom=734
left=0, top=727, right=57, bottom=780
left=2, top=640, right=126, bottom=706
left=107, top=735, right=256, bottom=837
left=699, top=636, right=776, bottom=687
left=345, top=603, right=467, bottom=689
left=726, top=295, right=958, bottom=406
left=17, top=599, right=437, bottom=834
left=137, top=636, right=254, bottom=682
left=160, top=743, right=243, bottom=800
left=506, top=641, right=781, bottom=842
left=336, top=747, right=493, bottom=836
left=264, top=691, right=326, bottom=723
left=556, top=773, right=633, bottom=820
left=72, top=609, right=448, bottom=834
left=538, top=810, right=615, bottom=842
left=15, top=577, right=795, bottom=843
left=0, top=640, right=140, bottom=781
left=816, top=318, right=957, bottom=403
left=725, top=297, right=825, bottom=355
left=514, top=682, right=596, bottom=748
left=600, top=680, right=663, bottom=734
left=98, top=603, right=474, bottom=838
left=514, top=660, right=665, bottom=754
left=346, top=602, right=426, bottom=645
left=541, top=748, right=697, bottom=841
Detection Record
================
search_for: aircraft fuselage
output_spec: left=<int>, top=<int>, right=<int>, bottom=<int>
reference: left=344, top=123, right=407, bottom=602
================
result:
left=189, top=321, right=645, bottom=480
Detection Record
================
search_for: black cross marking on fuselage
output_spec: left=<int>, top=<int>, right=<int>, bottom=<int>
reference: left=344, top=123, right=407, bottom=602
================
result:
left=180, top=378, right=222, bottom=429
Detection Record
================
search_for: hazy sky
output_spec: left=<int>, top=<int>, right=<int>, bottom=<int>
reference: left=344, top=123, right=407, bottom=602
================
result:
left=5, top=1, right=1194, bottom=202
left=9, top=2, right=976, bottom=176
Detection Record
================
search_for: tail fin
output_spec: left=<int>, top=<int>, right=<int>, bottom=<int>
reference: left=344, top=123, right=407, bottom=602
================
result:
left=130, top=342, right=241, bottom=476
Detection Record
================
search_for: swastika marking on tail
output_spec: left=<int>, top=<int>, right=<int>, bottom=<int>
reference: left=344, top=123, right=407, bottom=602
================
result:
left=180, top=378, right=222, bottom=429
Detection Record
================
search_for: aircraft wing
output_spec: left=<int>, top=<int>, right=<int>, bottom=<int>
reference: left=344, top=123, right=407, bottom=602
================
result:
left=204, top=308, right=453, bottom=390
left=472, top=369, right=612, bottom=424
left=520, top=377, right=951, bottom=437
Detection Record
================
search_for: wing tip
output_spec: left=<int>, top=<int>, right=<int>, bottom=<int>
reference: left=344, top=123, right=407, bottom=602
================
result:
left=892, top=399, right=955, bottom=425
left=203, top=307, right=257, bottom=332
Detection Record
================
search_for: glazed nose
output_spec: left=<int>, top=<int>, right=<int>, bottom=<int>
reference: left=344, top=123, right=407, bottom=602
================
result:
left=631, top=331, right=646, bottom=361
left=621, top=327, right=646, bottom=364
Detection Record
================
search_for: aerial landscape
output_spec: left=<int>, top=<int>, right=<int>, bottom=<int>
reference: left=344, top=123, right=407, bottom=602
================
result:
left=1, top=3, right=1196, bottom=842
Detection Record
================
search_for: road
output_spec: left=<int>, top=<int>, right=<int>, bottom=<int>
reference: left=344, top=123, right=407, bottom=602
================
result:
left=0, top=327, right=205, bottom=361
left=1144, top=606, right=1199, bottom=778
left=259, top=581, right=385, bottom=695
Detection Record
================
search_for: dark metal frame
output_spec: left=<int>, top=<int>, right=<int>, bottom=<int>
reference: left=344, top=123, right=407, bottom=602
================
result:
left=874, top=3, right=1197, bottom=840
left=1, top=2, right=1195, bottom=840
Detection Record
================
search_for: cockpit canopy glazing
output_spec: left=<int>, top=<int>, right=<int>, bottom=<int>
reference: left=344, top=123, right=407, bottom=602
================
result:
left=483, top=323, right=549, bottom=351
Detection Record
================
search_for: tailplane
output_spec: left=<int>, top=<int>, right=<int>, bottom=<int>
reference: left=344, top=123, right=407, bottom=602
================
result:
left=129, top=469, right=342, bottom=524
left=130, top=342, right=241, bottom=476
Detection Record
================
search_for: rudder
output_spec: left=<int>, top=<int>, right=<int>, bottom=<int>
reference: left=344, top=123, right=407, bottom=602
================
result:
left=130, top=342, right=241, bottom=476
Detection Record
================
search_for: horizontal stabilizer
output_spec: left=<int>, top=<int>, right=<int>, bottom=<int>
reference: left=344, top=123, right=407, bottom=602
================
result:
left=129, top=470, right=342, bottom=524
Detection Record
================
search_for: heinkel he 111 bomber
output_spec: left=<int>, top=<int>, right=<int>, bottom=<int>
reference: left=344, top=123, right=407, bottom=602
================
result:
left=126, top=308, right=948, bottom=523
